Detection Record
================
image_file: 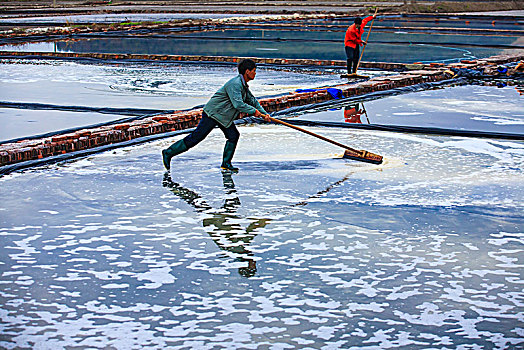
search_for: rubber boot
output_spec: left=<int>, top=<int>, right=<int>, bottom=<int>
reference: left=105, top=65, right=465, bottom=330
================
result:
left=162, top=139, right=188, bottom=170
left=221, top=140, right=239, bottom=173
left=346, top=59, right=352, bottom=74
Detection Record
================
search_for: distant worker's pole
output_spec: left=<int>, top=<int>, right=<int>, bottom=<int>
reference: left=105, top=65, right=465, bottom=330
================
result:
left=355, top=7, right=378, bottom=74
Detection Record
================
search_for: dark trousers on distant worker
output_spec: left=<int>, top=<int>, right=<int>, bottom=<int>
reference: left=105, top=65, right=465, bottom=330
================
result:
left=162, top=111, right=240, bottom=171
left=345, top=46, right=360, bottom=74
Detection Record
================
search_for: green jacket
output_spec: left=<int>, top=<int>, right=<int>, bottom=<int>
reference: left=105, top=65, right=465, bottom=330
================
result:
left=203, top=75, right=268, bottom=128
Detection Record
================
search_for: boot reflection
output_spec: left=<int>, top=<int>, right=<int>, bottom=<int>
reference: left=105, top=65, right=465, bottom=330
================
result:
left=162, top=172, right=211, bottom=212
left=220, top=172, right=241, bottom=212
left=162, top=172, right=270, bottom=278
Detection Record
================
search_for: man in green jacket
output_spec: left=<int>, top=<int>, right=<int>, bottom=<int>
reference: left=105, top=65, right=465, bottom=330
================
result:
left=162, top=59, right=270, bottom=173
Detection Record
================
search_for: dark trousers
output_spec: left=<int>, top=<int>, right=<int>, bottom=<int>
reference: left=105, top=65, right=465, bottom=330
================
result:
left=183, top=112, right=240, bottom=149
left=345, top=46, right=360, bottom=73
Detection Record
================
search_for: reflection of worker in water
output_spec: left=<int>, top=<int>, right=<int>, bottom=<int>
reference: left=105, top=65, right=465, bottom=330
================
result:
left=162, top=172, right=269, bottom=278
left=162, top=59, right=271, bottom=173
left=344, top=15, right=376, bottom=74
left=344, top=104, right=365, bottom=124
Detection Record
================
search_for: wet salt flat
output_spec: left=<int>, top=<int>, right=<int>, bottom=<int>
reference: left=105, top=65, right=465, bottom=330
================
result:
left=0, top=59, right=341, bottom=140
left=0, top=123, right=523, bottom=348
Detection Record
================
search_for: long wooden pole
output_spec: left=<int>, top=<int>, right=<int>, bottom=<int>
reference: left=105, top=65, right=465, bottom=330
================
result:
left=355, top=7, right=378, bottom=74
left=268, top=116, right=363, bottom=155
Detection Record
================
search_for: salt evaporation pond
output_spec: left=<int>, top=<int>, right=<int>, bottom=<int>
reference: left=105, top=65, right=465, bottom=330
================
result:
left=1, top=18, right=524, bottom=344
left=173, top=29, right=522, bottom=48
left=2, top=32, right=521, bottom=63
left=0, top=108, right=125, bottom=142
left=3, top=58, right=523, bottom=142
left=278, top=15, right=524, bottom=31
left=3, top=13, right=522, bottom=31
left=1, top=102, right=524, bottom=348
left=306, top=17, right=524, bottom=32
left=0, top=13, right=270, bottom=24
left=294, top=83, right=524, bottom=134
left=0, top=59, right=342, bottom=141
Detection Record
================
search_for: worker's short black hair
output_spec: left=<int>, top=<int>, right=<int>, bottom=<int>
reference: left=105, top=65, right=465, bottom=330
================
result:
left=354, top=17, right=363, bottom=25
left=238, top=59, right=256, bottom=74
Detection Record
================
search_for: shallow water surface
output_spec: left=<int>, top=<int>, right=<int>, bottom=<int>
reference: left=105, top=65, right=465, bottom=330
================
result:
left=0, top=59, right=341, bottom=140
left=296, top=16, right=524, bottom=31
left=3, top=35, right=521, bottom=63
left=294, top=83, right=524, bottom=134
left=0, top=125, right=523, bottom=349
left=0, top=108, right=124, bottom=141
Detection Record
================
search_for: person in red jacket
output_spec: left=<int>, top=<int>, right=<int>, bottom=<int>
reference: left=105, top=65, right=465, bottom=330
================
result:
left=344, top=15, right=375, bottom=74
left=344, top=104, right=364, bottom=124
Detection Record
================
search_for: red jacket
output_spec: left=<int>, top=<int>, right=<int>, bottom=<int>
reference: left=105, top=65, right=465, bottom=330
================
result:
left=344, top=107, right=363, bottom=124
left=344, top=16, right=374, bottom=48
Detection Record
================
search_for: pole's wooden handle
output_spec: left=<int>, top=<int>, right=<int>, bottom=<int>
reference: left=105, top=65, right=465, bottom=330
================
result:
left=356, top=7, right=379, bottom=72
left=268, top=116, right=362, bottom=155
